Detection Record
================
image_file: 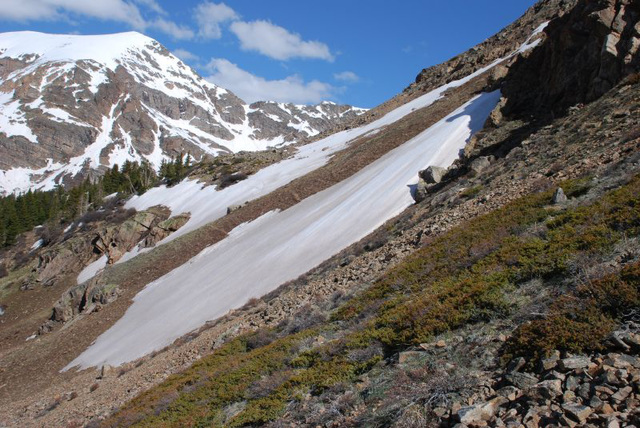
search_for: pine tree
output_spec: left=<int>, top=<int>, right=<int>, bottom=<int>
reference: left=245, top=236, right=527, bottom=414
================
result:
left=174, top=153, right=184, bottom=183
left=3, top=198, right=20, bottom=246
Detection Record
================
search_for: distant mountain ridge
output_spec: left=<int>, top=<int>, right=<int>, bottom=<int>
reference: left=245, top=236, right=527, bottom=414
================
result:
left=0, top=31, right=365, bottom=194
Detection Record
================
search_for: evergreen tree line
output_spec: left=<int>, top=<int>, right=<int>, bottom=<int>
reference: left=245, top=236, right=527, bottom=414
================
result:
left=159, top=153, right=191, bottom=185
left=102, top=159, right=158, bottom=195
left=0, top=155, right=193, bottom=248
left=0, top=180, right=100, bottom=247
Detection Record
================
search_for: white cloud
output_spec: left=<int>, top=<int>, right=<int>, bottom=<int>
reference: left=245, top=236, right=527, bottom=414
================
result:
left=194, top=1, right=238, bottom=39
left=230, top=20, right=334, bottom=61
left=132, top=0, right=166, bottom=15
left=205, top=58, right=335, bottom=104
left=0, top=0, right=194, bottom=40
left=334, top=71, right=359, bottom=83
left=0, top=0, right=146, bottom=28
left=172, top=48, right=199, bottom=62
left=0, top=0, right=60, bottom=21
left=150, top=18, right=194, bottom=40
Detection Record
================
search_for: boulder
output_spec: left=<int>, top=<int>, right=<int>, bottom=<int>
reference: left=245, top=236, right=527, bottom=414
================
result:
left=94, top=209, right=169, bottom=264
left=487, top=65, right=510, bottom=88
left=507, top=357, right=526, bottom=373
left=34, top=234, right=95, bottom=287
left=552, top=187, right=568, bottom=204
left=619, top=331, right=640, bottom=348
left=141, top=213, right=190, bottom=248
left=605, top=417, right=621, bottom=428
left=531, top=379, right=563, bottom=400
left=413, top=179, right=429, bottom=203
left=469, top=156, right=492, bottom=175
left=457, top=397, right=507, bottom=425
left=604, top=353, right=640, bottom=369
left=558, top=356, right=590, bottom=371
left=565, top=375, right=580, bottom=391
left=227, top=202, right=249, bottom=214
left=589, top=395, right=605, bottom=411
left=98, top=364, right=114, bottom=379
left=485, top=98, right=507, bottom=128
left=540, top=351, right=560, bottom=371
left=611, top=386, right=632, bottom=403
left=576, top=382, right=592, bottom=400
left=51, top=278, right=120, bottom=323
left=419, top=166, right=447, bottom=184
left=505, top=372, right=539, bottom=389
left=562, top=403, right=593, bottom=423
left=496, top=386, right=521, bottom=401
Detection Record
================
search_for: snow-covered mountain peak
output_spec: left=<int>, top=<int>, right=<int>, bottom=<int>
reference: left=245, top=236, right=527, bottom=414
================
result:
left=0, top=31, right=365, bottom=195
left=0, top=30, right=221, bottom=102
left=0, top=31, right=156, bottom=67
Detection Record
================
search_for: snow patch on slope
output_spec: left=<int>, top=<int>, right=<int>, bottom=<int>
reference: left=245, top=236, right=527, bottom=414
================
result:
left=76, top=22, right=543, bottom=283
left=67, top=90, right=501, bottom=369
left=0, top=92, right=38, bottom=143
left=123, top=60, right=487, bottom=243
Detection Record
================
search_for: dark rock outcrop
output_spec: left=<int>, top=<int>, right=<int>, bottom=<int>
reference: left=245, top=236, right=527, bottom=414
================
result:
left=93, top=209, right=169, bottom=264
left=140, top=213, right=191, bottom=248
left=409, top=0, right=578, bottom=95
left=503, top=0, right=640, bottom=118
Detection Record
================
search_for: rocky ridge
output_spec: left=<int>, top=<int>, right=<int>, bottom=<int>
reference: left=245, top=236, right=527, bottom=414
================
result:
left=308, top=0, right=577, bottom=143
left=503, top=0, right=640, bottom=118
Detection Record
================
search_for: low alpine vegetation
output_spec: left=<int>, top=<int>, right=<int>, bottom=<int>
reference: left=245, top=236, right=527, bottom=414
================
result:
left=102, top=174, right=640, bottom=427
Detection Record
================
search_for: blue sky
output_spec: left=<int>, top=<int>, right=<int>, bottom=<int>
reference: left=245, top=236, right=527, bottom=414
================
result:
left=0, top=0, right=538, bottom=107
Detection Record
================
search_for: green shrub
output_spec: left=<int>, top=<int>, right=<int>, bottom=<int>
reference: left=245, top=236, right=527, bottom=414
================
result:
left=506, top=261, right=640, bottom=363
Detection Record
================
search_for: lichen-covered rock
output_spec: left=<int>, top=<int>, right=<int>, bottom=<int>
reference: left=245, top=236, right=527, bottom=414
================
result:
left=559, top=355, right=592, bottom=371
left=562, top=403, right=593, bottom=423
left=94, top=209, right=169, bottom=263
left=51, top=278, right=120, bottom=323
left=469, top=156, right=492, bottom=175
left=32, top=235, right=95, bottom=287
left=552, top=187, right=568, bottom=204
left=141, top=213, right=191, bottom=248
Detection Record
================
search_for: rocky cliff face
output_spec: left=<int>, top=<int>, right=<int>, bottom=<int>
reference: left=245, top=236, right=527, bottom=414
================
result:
left=502, top=0, right=640, bottom=118
left=0, top=31, right=365, bottom=195
left=407, top=0, right=579, bottom=95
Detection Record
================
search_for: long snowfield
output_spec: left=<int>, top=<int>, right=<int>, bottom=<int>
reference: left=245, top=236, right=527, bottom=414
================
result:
left=66, top=90, right=501, bottom=369
left=76, top=43, right=518, bottom=284
left=67, top=24, right=548, bottom=369
left=117, top=21, right=549, bottom=248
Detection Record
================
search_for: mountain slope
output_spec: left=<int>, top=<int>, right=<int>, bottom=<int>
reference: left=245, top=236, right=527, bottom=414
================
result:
left=92, top=0, right=640, bottom=425
left=0, top=31, right=365, bottom=194
left=2, top=0, right=640, bottom=426
left=65, top=17, right=556, bottom=369
left=69, top=91, right=501, bottom=369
